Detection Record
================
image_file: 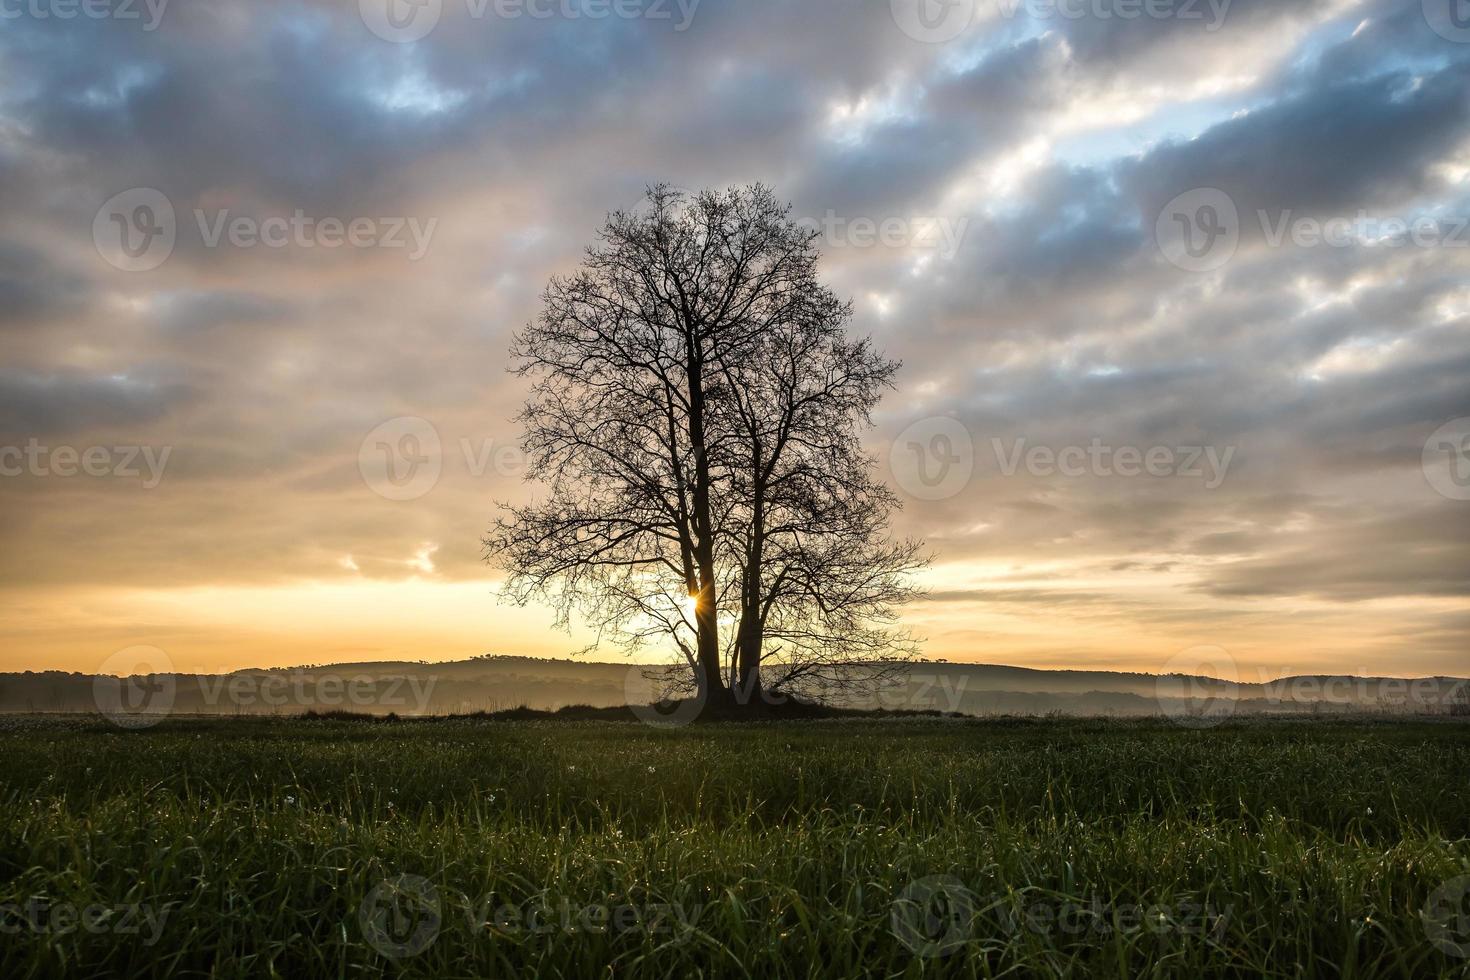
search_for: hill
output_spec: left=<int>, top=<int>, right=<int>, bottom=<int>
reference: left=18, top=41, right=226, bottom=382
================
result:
left=2, top=655, right=1465, bottom=718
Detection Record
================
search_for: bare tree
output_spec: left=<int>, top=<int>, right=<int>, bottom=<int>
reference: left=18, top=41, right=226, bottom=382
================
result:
left=714, top=286, right=924, bottom=701
left=487, top=185, right=925, bottom=711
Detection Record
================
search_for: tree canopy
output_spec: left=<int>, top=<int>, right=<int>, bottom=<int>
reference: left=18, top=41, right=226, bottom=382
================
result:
left=486, top=184, right=925, bottom=710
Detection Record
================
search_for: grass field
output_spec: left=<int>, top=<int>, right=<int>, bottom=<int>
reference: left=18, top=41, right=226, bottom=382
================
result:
left=1, top=714, right=1467, bottom=978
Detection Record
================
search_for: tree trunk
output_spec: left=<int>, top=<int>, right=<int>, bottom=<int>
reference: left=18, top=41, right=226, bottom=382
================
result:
left=694, top=574, right=726, bottom=706
left=735, top=618, right=762, bottom=706
left=686, top=342, right=729, bottom=707
left=734, top=467, right=764, bottom=707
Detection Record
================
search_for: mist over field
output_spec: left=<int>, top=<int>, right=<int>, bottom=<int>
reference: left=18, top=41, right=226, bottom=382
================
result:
left=8, top=656, right=1466, bottom=718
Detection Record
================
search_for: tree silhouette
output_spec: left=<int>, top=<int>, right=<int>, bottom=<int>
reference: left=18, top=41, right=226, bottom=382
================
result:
left=486, top=185, right=925, bottom=709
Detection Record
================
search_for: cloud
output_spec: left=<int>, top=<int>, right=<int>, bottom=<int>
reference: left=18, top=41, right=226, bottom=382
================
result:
left=0, top=0, right=1467, bottom=673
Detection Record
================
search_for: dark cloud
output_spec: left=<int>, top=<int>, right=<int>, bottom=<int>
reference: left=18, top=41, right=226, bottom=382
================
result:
left=0, top=370, right=189, bottom=436
left=0, top=241, right=89, bottom=326
left=1203, top=505, right=1470, bottom=600
left=1123, top=59, right=1470, bottom=220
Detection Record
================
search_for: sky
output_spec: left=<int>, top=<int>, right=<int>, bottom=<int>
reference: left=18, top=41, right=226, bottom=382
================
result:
left=1, top=0, right=1467, bottom=680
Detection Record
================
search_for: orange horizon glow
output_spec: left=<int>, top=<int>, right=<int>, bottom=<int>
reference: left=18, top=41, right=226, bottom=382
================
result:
left=3, top=561, right=1462, bottom=681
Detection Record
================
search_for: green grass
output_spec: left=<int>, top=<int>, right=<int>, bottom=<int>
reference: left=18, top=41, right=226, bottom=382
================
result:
left=0, top=714, right=1467, bottom=978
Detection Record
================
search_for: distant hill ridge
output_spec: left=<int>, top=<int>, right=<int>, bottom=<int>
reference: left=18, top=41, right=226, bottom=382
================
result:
left=2, top=656, right=1465, bottom=718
